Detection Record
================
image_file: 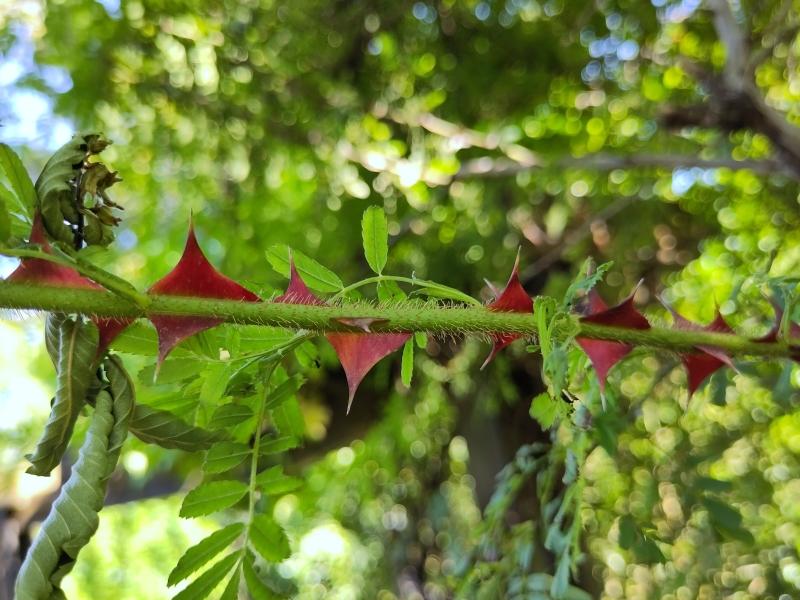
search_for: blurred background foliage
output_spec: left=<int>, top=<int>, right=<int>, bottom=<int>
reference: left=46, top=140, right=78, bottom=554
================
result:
left=1, top=0, right=800, bottom=598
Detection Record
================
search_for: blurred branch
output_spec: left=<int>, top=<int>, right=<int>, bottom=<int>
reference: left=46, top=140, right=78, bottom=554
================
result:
left=455, top=153, right=788, bottom=179
left=347, top=110, right=793, bottom=184
left=520, top=196, right=634, bottom=282
left=707, top=0, right=749, bottom=92
left=661, top=0, right=800, bottom=178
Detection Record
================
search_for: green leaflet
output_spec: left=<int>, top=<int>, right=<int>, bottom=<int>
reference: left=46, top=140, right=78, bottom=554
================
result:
left=14, top=375, right=132, bottom=600
left=562, top=258, right=613, bottom=309
left=168, top=523, right=245, bottom=586
left=172, top=552, right=240, bottom=600
left=44, top=312, right=67, bottom=367
left=204, top=442, right=251, bottom=474
left=529, top=393, right=560, bottom=430
left=27, top=316, right=99, bottom=476
left=243, top=552, right=281, bottom=600
left=0, top=143, right=36, bottom=221
left=256, top=466, right=303, bottom=495
left=139, top=357, right=207, bottom=384
left=0, top=193, right=9, bottom=242
left=361, top=205, right=389, bottom=274
left=271, top=395, right=304, bottom=439
left=103, top=356, right=136, bottom=454
left=401, top=338, right=414, bottom=387
left=220, top=569, right=242, bottom=600
left=180, top=480, right=249, bottom=518
left=265, top=244, right=343, bottom=293
left=258, top=435, right=300, bottom=455
left=209, top=403, right=254, bottom=429
left=128, top=403, right=223, bottom=452
left=249, top=514, right=290, bottom=563
left=264, top=376, right=303, bottom=411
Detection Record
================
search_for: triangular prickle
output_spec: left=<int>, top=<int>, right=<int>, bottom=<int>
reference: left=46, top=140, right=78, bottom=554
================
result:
left=666, top=306, right=735, bottom=395
left=7, top=213, right=99, bottom=289
left=576, top=287, right=650, bottom=390
left=148, top=222, right=259, bottom=364
left=481, top=252, right=534, bottom=369
left=274, top=259, right=324, bottom=306
left=327, top=331, right=411, bottom=413
left=275, top=259, right=409, bottom=412
left=94, top=317, right=134, bottom=356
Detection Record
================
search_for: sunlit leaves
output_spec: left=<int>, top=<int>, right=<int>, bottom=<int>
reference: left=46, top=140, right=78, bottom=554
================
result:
left=179, top=480, right=249, bottom=518
left=361, top=205, right=389, bottom=274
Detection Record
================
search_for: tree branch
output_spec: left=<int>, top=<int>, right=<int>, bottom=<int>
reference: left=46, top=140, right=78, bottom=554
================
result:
left=692, top=0, right=800, bottom=177
left=455, top=153, right=789, bottom=179
left=707, top=0, right=749, bottom=91
left=0, top=282, right=795, bottom=358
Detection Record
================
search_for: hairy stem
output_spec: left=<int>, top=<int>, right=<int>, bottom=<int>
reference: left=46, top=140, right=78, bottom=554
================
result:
left=0, top=281, right=794, bottom=357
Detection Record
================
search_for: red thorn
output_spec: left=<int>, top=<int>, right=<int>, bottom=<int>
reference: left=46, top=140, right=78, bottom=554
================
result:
left=6, top=213, right=99, bottom=289
left=665, top=303, right=735, bottom=395
left=275, top=262, right=409, bottom=411
left=576, top=286, right=650, bottom=390
left=274, top=258, right=323, bottom=306
left=93, top=317, right=134, bottom=357
left=328, top=332, right=411, bottom=413
left=148, top=223, right=259, bottom=363
left=482, top=251, right=534, bottom=368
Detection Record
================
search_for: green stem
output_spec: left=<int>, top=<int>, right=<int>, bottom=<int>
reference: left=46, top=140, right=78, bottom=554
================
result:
left=246, top=365, right=277, bottom=536
left=0, top=247, right=150, bottom=307
left=0, top=281, right=795, bottom=357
